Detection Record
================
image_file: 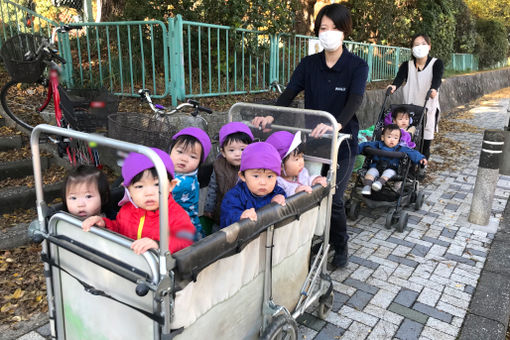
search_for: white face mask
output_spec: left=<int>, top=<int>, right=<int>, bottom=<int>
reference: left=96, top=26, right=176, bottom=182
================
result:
left=319, top=30, right=344, bottom=52
left=412, top=45, right=430, bottom=59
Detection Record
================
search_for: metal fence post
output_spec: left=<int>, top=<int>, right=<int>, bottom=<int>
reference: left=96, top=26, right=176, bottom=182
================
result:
left=468, top=130, right=505, bottom=225
left=367, top=44, right=373, bottom=83
left=269, top=33, right=278, bottom=85
left=168, top=15, right=185, bottom=106
left=394, top=47, right=400, bottom=76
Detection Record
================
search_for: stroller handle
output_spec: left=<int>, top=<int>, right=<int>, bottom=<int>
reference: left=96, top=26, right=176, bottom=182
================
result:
left=362, top=146, right=406, bottom=159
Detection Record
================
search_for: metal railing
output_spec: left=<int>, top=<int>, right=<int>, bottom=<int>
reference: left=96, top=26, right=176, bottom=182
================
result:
left=0, top=0, right=481, bottom=105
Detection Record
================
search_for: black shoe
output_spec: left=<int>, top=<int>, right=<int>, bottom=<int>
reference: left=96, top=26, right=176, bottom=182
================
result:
left=332, top=245, right=348, bottom=268
left=417, top=164, right=427, bottom=181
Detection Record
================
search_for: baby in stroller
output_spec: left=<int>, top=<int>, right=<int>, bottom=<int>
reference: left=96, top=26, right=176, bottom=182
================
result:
left=359, top=124, right=427, bottom=196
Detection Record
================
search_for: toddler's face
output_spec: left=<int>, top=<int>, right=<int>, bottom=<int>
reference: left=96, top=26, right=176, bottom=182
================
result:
left=128, top=170, right=176, bottom=211
left=382, top=129, right=401, bottom=148
left=393, top=113, right=410, bottom=130
left=239, top=168, right=278, bottom=197
left=170, top=141, right=202, bottom=174
left=66, top=181, right=102, bottom=218
left=221, top=140, right=248, bottom=167
left=283, top=152, right=305, bottom=178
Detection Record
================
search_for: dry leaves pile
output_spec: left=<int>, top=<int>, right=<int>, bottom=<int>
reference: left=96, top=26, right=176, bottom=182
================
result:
left=0, top=245, right=47, bottom=325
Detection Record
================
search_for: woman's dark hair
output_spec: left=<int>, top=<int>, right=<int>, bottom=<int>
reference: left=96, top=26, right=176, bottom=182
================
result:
left=411, top=33, right=431, bottom=48
left=130, top=168, right=173, bottom=184
left=314, top=4, right=352, bottom=38
left=222, top=132, right=253, bottom=149
left=62, top=165, right=110, bottom=212
left=169, top=134, right=204, bottom=165
left=382, top=124, right=402, bottom=138
left=391, top=106, right=410, bottom=121
left=282, top=143, right=306, bottom=163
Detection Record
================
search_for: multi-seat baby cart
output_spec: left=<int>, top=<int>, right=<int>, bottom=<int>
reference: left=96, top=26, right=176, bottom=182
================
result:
left=30, top=103, right=350, bottom=339
left=346, top=89, right=430, bottom=232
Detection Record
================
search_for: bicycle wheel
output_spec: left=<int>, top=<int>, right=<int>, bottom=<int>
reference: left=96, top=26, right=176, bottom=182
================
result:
left=0, top=80, right=55, bottom=131
left=65, top=137, right=99, bottom=167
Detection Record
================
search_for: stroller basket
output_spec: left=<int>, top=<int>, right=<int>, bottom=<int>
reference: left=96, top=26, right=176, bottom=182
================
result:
left=0, top=34, right=47, bottom=83
left=108, top=113, right=179, bottom=151
left=60, top=86, right=119, bottom=133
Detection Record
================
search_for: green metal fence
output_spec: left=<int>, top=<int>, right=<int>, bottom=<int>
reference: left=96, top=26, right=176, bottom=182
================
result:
left=0, top=0, right=481, bottom=105
left=177, top=17, right=272, bottom=98
left=63, top=21, right=170, bottom=98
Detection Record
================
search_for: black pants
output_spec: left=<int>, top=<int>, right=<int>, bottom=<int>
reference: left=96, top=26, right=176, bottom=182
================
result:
left=324, top=146, right=356, bottom=252
left=422, top=139, right=432, bottom=160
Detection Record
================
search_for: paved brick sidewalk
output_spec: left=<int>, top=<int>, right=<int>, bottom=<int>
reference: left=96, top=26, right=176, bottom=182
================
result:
left=11, top=95, right=510, bottom=340
left=295, top=96, right=510, bottom=339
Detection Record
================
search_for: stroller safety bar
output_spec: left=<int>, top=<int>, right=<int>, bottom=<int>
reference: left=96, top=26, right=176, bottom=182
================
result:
left=362, top=146, right=407, bottom=159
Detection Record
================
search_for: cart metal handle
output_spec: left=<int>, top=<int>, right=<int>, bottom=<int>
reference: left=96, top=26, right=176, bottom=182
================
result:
left=31, top=124, right=173, bottom=276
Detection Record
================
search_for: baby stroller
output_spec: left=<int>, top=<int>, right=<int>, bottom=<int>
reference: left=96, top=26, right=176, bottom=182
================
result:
left=345, top=88, right=431, bottom=232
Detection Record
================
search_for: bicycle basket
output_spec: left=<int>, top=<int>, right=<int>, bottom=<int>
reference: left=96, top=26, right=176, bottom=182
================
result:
left=107, top=113, right=180, bottom=151
left=0, top=34, right=47, bottom=83
left=59, top=86, right=119, bottom=133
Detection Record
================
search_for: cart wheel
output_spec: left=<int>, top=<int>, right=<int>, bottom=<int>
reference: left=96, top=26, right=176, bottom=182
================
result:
left=318, top=291, right=334, bottom=320
left=385, top=210, right=395, bottom=229
left=348, top=201, right=360, bottom=221
left=397, top=212, right=408, bottom=232
left=415, top=191, right=425, bottom=210
left=261, top=314, right=298, bottom=340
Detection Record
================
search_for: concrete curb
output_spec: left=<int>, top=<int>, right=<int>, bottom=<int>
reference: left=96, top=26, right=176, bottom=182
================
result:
left=0, top=182, right=63, bottom=214
left=0, top=135, right=22, bottom=151
left=0, top=313, right=49, bottom=340
left=458, top=196, right=510, bottom=339
left=0, top=158, right=49, bottom=181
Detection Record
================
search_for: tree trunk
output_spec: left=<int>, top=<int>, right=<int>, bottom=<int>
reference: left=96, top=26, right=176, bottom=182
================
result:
left=100, top=0, right=126, bottom=21
left=294, top=0, right=317, bottom=35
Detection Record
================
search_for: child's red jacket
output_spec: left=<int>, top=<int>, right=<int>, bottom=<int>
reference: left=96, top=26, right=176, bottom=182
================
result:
left=103, top=195, right=195, bottom=253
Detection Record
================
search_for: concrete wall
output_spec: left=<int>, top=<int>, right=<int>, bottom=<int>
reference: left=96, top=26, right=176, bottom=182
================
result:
left=356, top=67, right=510, bottom=129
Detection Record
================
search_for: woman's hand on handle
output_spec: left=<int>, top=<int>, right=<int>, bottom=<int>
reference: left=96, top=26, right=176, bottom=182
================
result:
left=387, top=85, right=396, bottom=95
left=429, top=89, right=437, bottom=99
left=251, top=116, right=274, bottom=131
left=310, top=123, right=342, bottom=138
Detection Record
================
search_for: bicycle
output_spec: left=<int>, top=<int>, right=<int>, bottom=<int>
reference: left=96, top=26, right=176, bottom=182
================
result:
left=0, top=25, right=117, bottom=166
left=107, top=89, right=212, bottom=151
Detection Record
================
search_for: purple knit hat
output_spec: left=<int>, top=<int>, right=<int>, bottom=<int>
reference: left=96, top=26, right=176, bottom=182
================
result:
left=172, top=127, right=211, bottom=162
left=240, top=142, right=282, bottom=175
left=219, top=121, right=254, bottom=146
left=122, top=147, right=174, bottom=186
left=265, top=130, right=302, bottom=160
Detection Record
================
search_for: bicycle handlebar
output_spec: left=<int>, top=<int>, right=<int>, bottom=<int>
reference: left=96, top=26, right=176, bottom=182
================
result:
left=138, top=89, right=213, bottom=115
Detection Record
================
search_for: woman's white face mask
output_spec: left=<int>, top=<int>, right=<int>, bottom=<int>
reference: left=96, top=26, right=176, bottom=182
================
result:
left=412, top=44, right=430, bottom=59
left=319, top=30, right=344, bottom=52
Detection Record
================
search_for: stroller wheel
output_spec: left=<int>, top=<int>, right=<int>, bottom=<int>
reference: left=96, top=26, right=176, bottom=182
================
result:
left=348, top=200, right=360, bottom=221
left=385, top=210, right=395, bottom=229
left=415, top=191, right=425, bottom=210
left=397, top=212, right=409, bottom=232
left=261, top=314, right=298, bottom=340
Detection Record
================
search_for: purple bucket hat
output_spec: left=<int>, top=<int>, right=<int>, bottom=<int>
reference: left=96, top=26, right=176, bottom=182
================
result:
left=122, top=147, right=175, bottom=186
left=172, top=127, right=212, bottom=162
left=266, top=130, right=302, bottom=160
left=219, top=122, right=254, bottom=146
left=240, top=142, right=282, bottom=175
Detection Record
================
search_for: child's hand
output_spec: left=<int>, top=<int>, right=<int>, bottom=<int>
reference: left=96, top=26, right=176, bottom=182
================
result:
left=420, top=158, right=428, bottom=166
left=131, top=237, right=159, bottom=255
left=312, top=176, right=328, bottom=187
left=240, top=208, right=257, bottom=222
left=82, top=216, right=104, bottom=232
left=271, top=194, right=286, bottom=206
left=296, top=185, right=313, bottom=194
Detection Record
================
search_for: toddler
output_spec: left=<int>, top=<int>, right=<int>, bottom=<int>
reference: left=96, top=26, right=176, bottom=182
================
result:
left=82, top=148, right=195, bottom=255
left=386, top=106, right=416, bottom=149
left=63, top=165, right=110, bottom=218
left=169, top=127, right=212, bottom=240
left=220, top=142, right=286, bottom=229
left=359, top=124, right=427, bottom=195
left=266, top=130, right=327, bottom=196
left=204, top=121, right=254, bottom=226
